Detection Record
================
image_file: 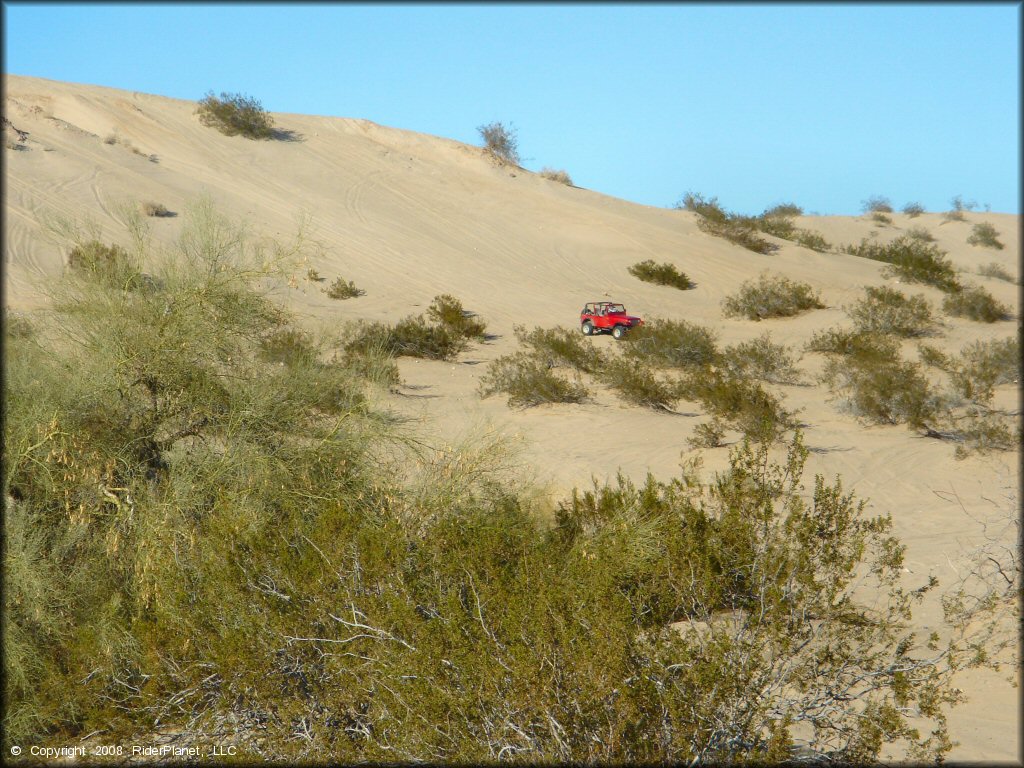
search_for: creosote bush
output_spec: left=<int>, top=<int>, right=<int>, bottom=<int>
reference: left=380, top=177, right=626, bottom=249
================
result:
left=478, top=351, right=589, bottom=407
left=196, top=91, right=275, bottom=139
left=847, top=285, right=938, bottom=338
left=140, top=201, right=171, bottom=217
left=426, top=294, right=487, bottom=340
left=627, top=259, right=695, bottom=290
left=977, top=262, right=1015, bottom=284
left=721, top=333, right=804, bottom=385
left=677, top=193, right=776, bottom=254
left=967, top=222, right=1004, bottom=250
left=539, top=167, right=573, bottom=185
left=477, top=121, right=520, bottom=165
left=678, top=366, right=794, bottom=443
left=622, top=318, right=719, bottom=369
left=902, top=202, right=926, bottom=217
left=344, top=295, right=485, bottom=361
left=721, top=272, right=825, bottom=321
left=844, top=236, right=960, bottom=292
left=862, top=195, right=894, bottom=214
left=325, top=276, right=364, bottom=299
left=941, top=285, right=1011, bottom=323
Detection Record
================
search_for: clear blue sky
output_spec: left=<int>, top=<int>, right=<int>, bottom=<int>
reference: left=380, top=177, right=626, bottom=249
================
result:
left=4, top=2, right=1020, bottom=215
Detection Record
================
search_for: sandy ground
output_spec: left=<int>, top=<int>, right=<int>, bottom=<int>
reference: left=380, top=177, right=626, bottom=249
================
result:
left=4, top=74, right=1020, bottom=762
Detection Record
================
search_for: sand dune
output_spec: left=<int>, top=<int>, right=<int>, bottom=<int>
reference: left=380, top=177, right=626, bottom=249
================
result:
left=4, top=74, right=1019, bottom=761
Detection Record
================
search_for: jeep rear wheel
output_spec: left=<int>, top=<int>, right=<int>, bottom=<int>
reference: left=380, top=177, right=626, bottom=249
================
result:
left=612, top=324, right=627, bottom=340
left=581, top=321, right=594, bottom=336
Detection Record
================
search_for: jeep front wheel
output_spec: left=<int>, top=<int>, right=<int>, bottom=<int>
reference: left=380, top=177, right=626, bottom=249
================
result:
left=612, top=324, right=627, bottom=340
left=581, top=321, right=594, bottom=336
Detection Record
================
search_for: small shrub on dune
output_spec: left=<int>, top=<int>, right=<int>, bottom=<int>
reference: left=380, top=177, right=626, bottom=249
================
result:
left=917, top=343, right=955, bottom=372
left=678, top=192, right=776, bottom=254
left=326, top=276, right=364, bottom=299
left=941, top=285, right=1012, bottom=323
left=539, top=167, right=573, bottom=185
left=679, top=366, right=794, bottom=443
left=196, top=91, right=275, bottom=139
left=845, top=236, right=960, bottom=292
left=598, top=357, right=681, bottom=410
left=721, top=273, right=825, bottom=321
left=862, top=195, right=894, bottom=214
left=966, top=222, right=1004, bottom=250
left=906, top=226, right=935, bottom=243
left=477, top=121, right=520, bottom=165
left=756, top=213, right=798, bottom=240
left=721, top=333, right=804, bottom=385
left=977, top=262, right=1016, bottom=284
left=871, top=211, right=893, bottom=225
left=478, top=351, right=589, bottom=407
left=763, top=202, right=803, bottom=218
left=622, top=318, right=719, bottom=368
left=687, top=419, right=727, bottom=449
left=807, top=327, right=901, bottom=365
left=140, top=201, right=171, bottom=217
left=514, top=325, right=605, bottom=373
left=902, top=202, right=925, bottom=217
left=345, top=317, right=465, bottom=361
left=427, top=294, right=487, bottom=340
left=822, top=354, right=939, bottom=429
left=847, top=285, right=938, bottom=338
left=627, top=259, right=695, bottom=290
left=260, top=327, right=318, bottom=367
left=66, top=240, right=142, bottom=288
left=794, top=229, right=830, bottom=252
left=949, top=336, right=1021, bottom=402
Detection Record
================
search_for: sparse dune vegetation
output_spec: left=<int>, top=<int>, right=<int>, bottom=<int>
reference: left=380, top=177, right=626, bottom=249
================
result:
left=2, top=75, right=1019, bottom=764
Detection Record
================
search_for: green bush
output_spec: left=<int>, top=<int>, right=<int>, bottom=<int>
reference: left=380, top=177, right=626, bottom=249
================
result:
left=902, top=202, right=925, bottom=217
left=678, top=193, right=776, bottom=254
left=721, top=333, right=804, bottom=385
left=906, top=226, right=935, bottom=243
left=477, top=121, right=520, bottom=165
left=513, top=325, right=605, bottom=373
left=847, top=285, right=938, bottom=338
left=678, top=366, right=794, bottom=443
left=325, top=276, right=364, bottom=299
left=539, top=167, right=573, bottom=185
left=794, top=229, right=830, bottom=252
left=845, top=236, right=960, bottom=292
left=346, top=315, right=467, bottom=361
left=941, top=285, right=1011, bottom=323
left=196, top=91, right=275, bottom=139
left=598, top=356, right=681, bottom=410
left=948, top=337, right=1021, bottom=402
left=862, top=195, right=893, bottom=213
left=822, top=354, right=940, bottom=428
left=721, top=273, right=825, bottom=321
left=762, top=202, right=803, bottom=218
left=427, top=294, right=487, bottom=340
left=967, top=222, right=1004, bottom=250
left=141, top=201, right=171, bottom=217
left=977, top=262, right=1016, bottom=283
left=478, top=351, right=589, bottom=407
left=621, top=318, right=719, bottom=368
left=871, top=211, right=893, bottom=225
left=627, top=259, right=695, bottom=290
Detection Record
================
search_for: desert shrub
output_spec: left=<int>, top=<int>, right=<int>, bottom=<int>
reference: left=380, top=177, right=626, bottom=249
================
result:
left=952, top=410, right=1018, bottom=459
left=259, top=327, right=318, bottom=367
left=756, top=213, right=797, bottom=240
left=678, top=193, right=776, bottom=254
left=862, top=195, right=893, bottom=213
left=977, top=262, right=1015, bottom=283
left=621, top=318, right=719, bottom=368
left=903, top=202, right=925, bottom=217
left=721, top=333, right=804, bottom=385
left=346, top=315, right=467, bottom=361
left=678, top=366, right=794, bottom=443
left=794, top=229, right=830, bottom=252
left=845, top=236, right=960, bottom=292
left=427, top=294, right=487, bottom=340
left=478, top=351, right=589, bottom=407
left=306, top=267, right=324, bottom=282
left=513, top=325, right=605, bottom=374
left=941, top=285, right=1011, bottom=323
left=686, top=419, right=726, bottom=448
left=627, top=259, right=695, bottom=290
left=477, top=121, right=520, bottom=165
left=967, top=222, right=1004, bottom=250
left=906, top=226, right=935, bottom=243
left=539, top=167, right=573, bottom=185
left=195, top=91, right=275, bottom=139
left=65, top=239, right=143, bottom=289
left=917, top=343, right=955, bottom=372
left=762, top=202, right=803, bottom=218
left=721, top=273, right=825, bottom=321
left=598, top=356, right=680, bottom=410
left=822, top=354, right=940, bottom=429
left=807, top=326, right=901, bottom=365
left=948, top=337, right=1021, bottom=402
left=140, top=201, right=171, bottom=217
left=847, top=285, right=938, bottom=338
left=871, top=211, right=893, bottom=225
left=325, top=276, right=364, bottom=299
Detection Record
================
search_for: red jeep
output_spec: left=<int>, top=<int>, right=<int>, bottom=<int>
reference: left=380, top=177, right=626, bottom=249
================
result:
left=580, top=302, right=644, bottom=339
